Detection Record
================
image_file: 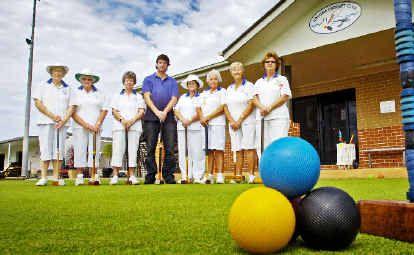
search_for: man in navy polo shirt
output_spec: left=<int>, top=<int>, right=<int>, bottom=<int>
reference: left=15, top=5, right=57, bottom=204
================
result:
left=142, top=54, right=179, bottom=184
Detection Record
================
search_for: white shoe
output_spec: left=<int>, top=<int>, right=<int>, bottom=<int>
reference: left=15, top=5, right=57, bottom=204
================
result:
left=36, top=178, right=48, bottom=186
left=129, top=175, right=139, bottom=185
left=94, top=175, right=101, bottom=184
left=248, top=174, right=256, bottom=184
left=216, top=173, right=224, bottom=184
left=110, top=175, right=119, bottom=185
left=58, top=179, right=65, bottom=186
left=75, top=174, right=84, bottom=186
left=193, top=179, right=201, bottom=184
left=206, top=174, right=214, bottom=184
left=230, top=179, right=238, bottom=184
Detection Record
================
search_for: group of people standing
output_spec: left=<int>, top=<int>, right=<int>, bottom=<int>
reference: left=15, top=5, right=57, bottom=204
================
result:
left=33, top=52, right=291, bottom=186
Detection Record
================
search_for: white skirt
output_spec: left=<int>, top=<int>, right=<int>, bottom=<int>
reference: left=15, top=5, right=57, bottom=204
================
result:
left=111, top=130, right=141, bottom=167
left=228, top=123, right=256, bottom=152
left=203, top=125, right=225, bottom=151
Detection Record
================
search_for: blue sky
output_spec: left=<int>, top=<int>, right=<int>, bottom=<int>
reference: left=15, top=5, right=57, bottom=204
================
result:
left=0, top=0, right=276, bottom=140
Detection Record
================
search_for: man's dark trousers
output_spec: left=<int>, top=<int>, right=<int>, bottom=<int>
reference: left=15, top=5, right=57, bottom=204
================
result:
left=143, top=120, right=177, bottom=183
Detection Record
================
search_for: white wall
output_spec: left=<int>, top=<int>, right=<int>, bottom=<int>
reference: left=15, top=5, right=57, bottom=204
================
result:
left=232, top=0, right=409, bottom=65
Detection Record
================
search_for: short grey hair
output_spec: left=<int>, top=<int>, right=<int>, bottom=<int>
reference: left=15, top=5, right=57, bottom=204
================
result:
left=206, top=69, right=222, bottom=83
left=230, top=62, right=244, bottom=71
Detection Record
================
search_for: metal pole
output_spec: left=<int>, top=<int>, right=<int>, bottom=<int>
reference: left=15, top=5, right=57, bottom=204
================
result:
left=22, top=0, right=38, bottom=177
left=393, top=0, right=414, bottom=202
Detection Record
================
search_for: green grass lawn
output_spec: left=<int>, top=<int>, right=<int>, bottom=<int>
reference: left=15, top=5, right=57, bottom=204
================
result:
left=0, top=179, right=414, bottom=254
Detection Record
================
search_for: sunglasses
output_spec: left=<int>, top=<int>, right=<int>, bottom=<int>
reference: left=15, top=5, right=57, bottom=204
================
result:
left=81, top=78, right=94, bottom=81
left=265, top=61, right=277, bottom=64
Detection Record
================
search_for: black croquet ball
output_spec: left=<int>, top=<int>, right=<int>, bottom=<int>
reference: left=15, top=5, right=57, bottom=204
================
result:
left=297, top=187, right=360, bottom=250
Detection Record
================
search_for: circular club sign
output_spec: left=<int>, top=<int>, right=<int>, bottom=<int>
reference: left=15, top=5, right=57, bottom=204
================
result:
left=309, top=2, right=361, bottom=34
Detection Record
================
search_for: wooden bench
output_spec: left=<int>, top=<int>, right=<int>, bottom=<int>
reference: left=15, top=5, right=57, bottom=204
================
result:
left=361, top=147, right=405, bottom=168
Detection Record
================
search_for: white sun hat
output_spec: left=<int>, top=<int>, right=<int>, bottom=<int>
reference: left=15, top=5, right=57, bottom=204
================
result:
left=180, top=74, right=204, bottom=90
left=75, top=69, right=100, bottom=83
left=46, top=63, right=69, bottom=76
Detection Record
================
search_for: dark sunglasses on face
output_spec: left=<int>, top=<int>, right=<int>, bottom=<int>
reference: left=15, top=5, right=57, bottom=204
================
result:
left=265, top=61, right=277, bottom=64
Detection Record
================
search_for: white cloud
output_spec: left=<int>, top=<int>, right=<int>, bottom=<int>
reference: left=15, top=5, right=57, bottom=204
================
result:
left=0, top=0, right=275, bottom=140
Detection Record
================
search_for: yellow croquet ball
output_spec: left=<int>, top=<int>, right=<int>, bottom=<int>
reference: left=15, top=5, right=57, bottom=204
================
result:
left=228, top=187, right=295, bottom=254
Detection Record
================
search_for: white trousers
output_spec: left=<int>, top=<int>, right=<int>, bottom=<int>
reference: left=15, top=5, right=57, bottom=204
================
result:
left=72, top=128, right=101, bottom=168
left=256, top=119, right=290, bottom=159
left=111, top=130, right=141, bottom=167
left=228, top=123, right=256, bottom=152
left=38, top=124, right=67, bottom=161
left=177, top=129, right=205, bottom=180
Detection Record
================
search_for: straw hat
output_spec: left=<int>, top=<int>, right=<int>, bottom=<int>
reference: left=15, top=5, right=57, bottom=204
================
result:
left=46, top=63, right=69, bottom=76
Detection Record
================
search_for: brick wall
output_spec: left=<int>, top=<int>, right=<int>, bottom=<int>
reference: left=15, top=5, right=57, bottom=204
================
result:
left=293, top=69, right=405, bottom=168
left=358, top=126, right=405, bottom=168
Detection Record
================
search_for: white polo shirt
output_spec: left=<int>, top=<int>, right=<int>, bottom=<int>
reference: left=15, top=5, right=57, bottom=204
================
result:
left=32, top=79, right=72, bottom=126
left=224, top=79, right=255, bottom=125
left=198, top=87, right=226, bottom=126
left=254, top=74, right=292, bottom=120
left=110, top=89, right=146, bottom=132
left=70, top=85, right=108, bottom=129
left=175, top=93, right=202, bottom=131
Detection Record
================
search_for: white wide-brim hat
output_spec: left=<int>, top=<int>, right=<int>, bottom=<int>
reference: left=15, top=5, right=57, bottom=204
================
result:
left=46, top=64, right=69, bottom=76
left=75, top=69, right=100, bottom=83
left=181, top=74, right=203, bottom=90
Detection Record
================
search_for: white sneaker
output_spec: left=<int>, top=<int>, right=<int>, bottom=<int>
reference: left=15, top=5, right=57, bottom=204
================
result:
left=230, top=179, right=238, bottom=184
left=110, top=175, right=119, bottom=185
left=193, top=179, right=201, bottom=184
left=36, top=178, right=48, bottom=186
left=75, top=174, right=84, bottom=186
left=129, top=175, right=139, bottom=185
left=58, top=179, right=65, bottom=186
left=206, top=174, right=214, bottom=184
left=216, top=173, right=224, bottom=184
left=248, top=174, right=256, bottom=184
left=94, top=175, right=101, bottom=184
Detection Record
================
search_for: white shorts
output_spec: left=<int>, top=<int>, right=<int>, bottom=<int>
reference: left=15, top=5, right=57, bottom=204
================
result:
left=229, top=123, right=256, bottom=152
left=38, top=124, right=67, bottom=161
left=256, top=119, right=290, bottom=159
left=203, top=125, right=225, bottom=151
left=72, top=128, right=101, bottom=168
left=111, top=130, right=141, bottom=167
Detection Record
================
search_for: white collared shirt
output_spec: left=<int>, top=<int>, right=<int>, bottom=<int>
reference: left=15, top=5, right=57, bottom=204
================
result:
left=175, top=93, right=202, bottom=131
left=198, top=88, right=226, bottom=126
left=254, top=75, right=292, bottom=120
left=110, top=90, right=146, bottom=132
left=70, top=86, right=108, bottom=129
left=224, top=80, right=255, bottom=125
left=32, top=79, right=72, bottom=126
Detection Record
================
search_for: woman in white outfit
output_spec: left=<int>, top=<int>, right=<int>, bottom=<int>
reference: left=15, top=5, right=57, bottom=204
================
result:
left=253, top=51, right=292, bottom=160
left=33, top=64, right=75, bottom=186
left=110, top=71, right=146, bottom=185
left=174, top=74, right=205, bottom=184
left=71, top=69, right=108, bottom=185
left=197, top=69, right=226, bottom=184
left=224, top=62, right=256, bottom=184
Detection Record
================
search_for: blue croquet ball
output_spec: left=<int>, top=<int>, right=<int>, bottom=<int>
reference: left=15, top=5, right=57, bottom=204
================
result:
left=259, top=137, right=320, bottom=198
